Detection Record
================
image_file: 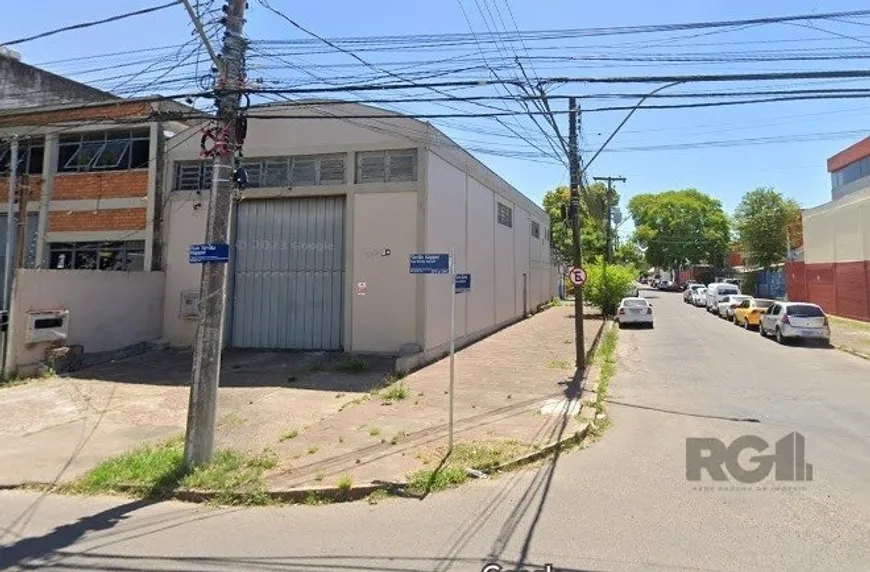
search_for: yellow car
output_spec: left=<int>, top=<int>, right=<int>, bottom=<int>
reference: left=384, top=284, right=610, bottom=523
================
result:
left=733, top=298, right=776, bottom=329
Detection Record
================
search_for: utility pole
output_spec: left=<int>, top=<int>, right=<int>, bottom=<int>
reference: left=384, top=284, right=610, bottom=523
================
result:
left=1, top=137, right=18, bottom=378
left=183, top=0, right=248, bottom=469
left=14, top=179, right=29, bottom=269
left=593, top=176, right=626, bottom=263
left=568, top=97, right=585, bottom=371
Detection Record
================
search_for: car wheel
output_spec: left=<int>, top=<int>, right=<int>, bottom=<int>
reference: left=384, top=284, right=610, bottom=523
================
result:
left=648, top=322, right=654, bottom=329
left=776, top=327, right=786, bottom=344
left=759, top=322, right=767, bottom=337
left=618, top=321, right=624, bottom=329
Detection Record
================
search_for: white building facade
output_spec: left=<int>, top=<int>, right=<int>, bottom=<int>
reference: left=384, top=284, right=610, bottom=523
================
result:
left=162, top=103, right=558, bottom=364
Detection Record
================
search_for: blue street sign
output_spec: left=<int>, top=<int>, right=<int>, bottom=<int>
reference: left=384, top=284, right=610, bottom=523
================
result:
left=454, top=273, right=471, bottom=293
left=409, top=253, right=450, bottom=274
left=190, top=243, right=230, bottom=264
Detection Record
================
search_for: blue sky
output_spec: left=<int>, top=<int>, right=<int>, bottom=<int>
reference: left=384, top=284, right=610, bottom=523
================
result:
left=3, top=0, right=870, bottom=239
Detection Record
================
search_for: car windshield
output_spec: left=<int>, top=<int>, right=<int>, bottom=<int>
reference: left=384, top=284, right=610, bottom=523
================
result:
left=720, top=288, right=739, bottom=295
left=730, top=296, right=750, bottom=303
left=697, top=289, right=706, bottom=294
left=755, top=300, right=775, bottom=309
left=623, top=299, right=648, bottom=307
left=787, top=304, right=825, bottom=318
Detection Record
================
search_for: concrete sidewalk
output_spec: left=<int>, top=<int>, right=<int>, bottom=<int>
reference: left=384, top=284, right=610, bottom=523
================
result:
left=0, top=302, right=604, bottom=493
left=263, top=303, right=604, bottom=490
left=830, top=315, right=870, bottom=359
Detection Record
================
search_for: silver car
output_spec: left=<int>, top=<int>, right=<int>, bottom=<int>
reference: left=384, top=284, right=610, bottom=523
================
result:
left=717, top=295, right=752, bottom=320
left=759, top=302, right=831, bottom=345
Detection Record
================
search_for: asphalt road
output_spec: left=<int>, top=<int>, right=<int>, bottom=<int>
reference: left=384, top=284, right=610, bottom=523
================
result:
left=3, top=288, right=870, bottom=572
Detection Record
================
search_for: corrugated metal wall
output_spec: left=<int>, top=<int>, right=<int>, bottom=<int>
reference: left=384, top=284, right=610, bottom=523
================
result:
left=231, top=197, right=345, bottom=350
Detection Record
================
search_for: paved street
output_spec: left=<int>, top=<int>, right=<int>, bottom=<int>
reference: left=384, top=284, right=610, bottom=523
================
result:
left=3, top=287, right=870, bottom=572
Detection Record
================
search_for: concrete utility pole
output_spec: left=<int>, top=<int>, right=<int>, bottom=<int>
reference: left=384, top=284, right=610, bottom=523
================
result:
left=568, top=97, right=585, bottom=371
left=593, top=176, right=626, bottom=263
left=183, top=0, right=248, bottom=469
left=3, top=137, right=18, bottom=310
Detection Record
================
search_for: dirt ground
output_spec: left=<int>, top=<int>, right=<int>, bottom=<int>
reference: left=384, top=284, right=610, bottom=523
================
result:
left=0, top=303, right=605, bottom=490
left=830, top=316, right=870, bottom=358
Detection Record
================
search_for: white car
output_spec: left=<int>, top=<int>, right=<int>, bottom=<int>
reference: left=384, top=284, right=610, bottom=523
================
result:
left=717, top=294, right=753, bottom=319
left=759, top=302, right=831, bottom=345
left=705, top=282, right=741, bottom=313
left=692, top=287, right=707, bottom=307
left=617, top=297, right=653, bottom=328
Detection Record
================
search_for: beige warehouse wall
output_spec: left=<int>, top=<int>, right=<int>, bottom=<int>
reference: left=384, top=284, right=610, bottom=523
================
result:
left=465, top=175, right=497, bottom=336
left=10, top=269, right=164, bottom=372
left=804, top=186, right=870, bottom=264
left=351, top=191, right=418, bottom=352
left=513, top=210, right=531, bottom=315
left=162, top=200, right=209, bottom=346
left=424, top=154, right=469, bottom=348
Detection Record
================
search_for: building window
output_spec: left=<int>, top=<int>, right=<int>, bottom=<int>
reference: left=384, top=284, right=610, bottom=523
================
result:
left=497, top=202, right=513, bottom=228
left=0, top=139, right=45, bottom=176
left=57, top=130, right=150, bottom=173
left=356, top=149, right=417, bottom=183
left=832, top=155, right=870, bottom=190
left=48, top=241, right=145, bottom=271
left=173, top=154, right=345, bottom=191
left=531, top=221, right=541, bottom=239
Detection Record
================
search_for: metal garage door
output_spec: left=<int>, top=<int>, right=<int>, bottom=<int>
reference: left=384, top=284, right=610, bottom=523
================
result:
left=231, top=196, right=345, bottom=350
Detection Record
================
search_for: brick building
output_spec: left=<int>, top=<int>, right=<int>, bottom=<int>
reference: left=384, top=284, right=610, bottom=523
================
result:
left=786, top=137, right=870, bottom=322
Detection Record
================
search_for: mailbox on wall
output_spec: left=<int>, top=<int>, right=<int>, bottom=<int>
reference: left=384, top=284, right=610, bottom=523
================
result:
left=26, top=310, right=70, bottom=344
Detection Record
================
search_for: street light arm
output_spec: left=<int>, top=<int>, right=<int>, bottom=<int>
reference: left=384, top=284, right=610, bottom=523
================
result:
left=581, top=81, right=683, bottom=175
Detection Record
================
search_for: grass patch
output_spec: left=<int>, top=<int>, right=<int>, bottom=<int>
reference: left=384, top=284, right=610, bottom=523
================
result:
left=406, top=465, right=469, bottom=496
left=380, top=382, right=409, bottom=402
left=389, top=431, right=407, bottom=445
left=218, top=413, right=247, bottom=429
left=830, top=315, right=870, bottom=333
left=307, top=446, right=319, bottom=455
left=279, top=429, right=299, bottom=442
left=68, top=438, right=278, bottom=505
left=337, top=473, right=352, bottom=491
left=314, top=471, right=325, bottom=482
left=338, top=394, right=370, bottom=411
left=546, top=358, right=572, bottom=370
left=595, top=326, right=619, bottom=414
left=366, top=488, right=390, bottom=505
left=368, top=427, right=381, bottom=437
left=334, top=357, right=370, bottom=373
left=303, top=491, right=326, bottom=505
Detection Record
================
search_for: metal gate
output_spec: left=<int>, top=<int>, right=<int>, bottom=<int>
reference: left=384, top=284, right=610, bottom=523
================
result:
left=231, top=196, right=345, bottom=350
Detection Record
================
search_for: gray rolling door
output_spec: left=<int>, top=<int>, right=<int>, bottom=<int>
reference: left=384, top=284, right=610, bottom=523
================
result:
left=231, top=196, right=345, bottom=350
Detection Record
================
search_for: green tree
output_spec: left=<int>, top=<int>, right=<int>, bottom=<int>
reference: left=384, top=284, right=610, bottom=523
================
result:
left=583, top=261, right=637, bottom=316
left=613, top=241, right=645, bottom=272
left=542, top=182, right=617, bottom=265
left=628, top=189, right=730, bottom=272
left=734, top=187, right=801, bottom=269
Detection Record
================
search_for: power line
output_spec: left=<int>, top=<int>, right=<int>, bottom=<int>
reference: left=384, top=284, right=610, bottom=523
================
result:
left=1, top=1, right=182, bottom=47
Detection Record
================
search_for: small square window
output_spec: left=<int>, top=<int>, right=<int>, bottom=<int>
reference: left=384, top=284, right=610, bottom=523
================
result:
left=497, top=202, right=513, bottom=228
left=531, top=221, right=541, bottom=239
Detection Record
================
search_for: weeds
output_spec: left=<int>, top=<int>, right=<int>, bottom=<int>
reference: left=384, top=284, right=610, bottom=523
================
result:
left=380, top=382, right=409, bottom=402
left=389, top=431, right=406, bottom=445
left=307, top=446, right=319, bottom=455
left=335, top=357, right=370, bottom=373
left=546, top=359, right=571, bottom=370
left=366, top=489, right=390, bottom=505
left=314, top=471, right=325, bottom=482
left=368, top=427, right=381, bottom=437
left=279, top=429, right=299, bottom=442
left=337, top=474, right=352, bottom=491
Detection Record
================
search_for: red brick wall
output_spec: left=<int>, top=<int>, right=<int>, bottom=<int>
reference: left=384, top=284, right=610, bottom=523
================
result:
left=789, top=261, right=870, bottom=322
left=828, top=136, right=870, bottom=173
left=0, top=102, right=152, bottom=128
left=785, top=262, right=807, bottom=302
left=53, top=171, right=148, bottom=200
left=1, top=175, right=42, bottom=201
left=48, top=208, right=147, bottom=232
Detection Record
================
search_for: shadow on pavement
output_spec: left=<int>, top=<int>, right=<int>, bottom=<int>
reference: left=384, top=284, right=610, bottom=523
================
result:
left=606, top=399, right=761, bottom=423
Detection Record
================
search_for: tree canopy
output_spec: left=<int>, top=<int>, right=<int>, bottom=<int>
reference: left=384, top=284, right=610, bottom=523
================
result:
left=733, top=187, right=801, bottom=269
left=542, top=182, right=618, bottom=265
left=628, top=188, right=730, bottom=271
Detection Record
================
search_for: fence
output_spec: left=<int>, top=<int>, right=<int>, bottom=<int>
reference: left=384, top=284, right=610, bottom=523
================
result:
left=754, top=267, right=786, bottom=299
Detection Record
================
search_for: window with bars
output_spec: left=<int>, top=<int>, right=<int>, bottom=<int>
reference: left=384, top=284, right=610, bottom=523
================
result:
left=173, top=154, right=345, bottom=191
left=48, top=241, right=145, bottom=271
left=57, top=130, right=150, bottom=173
left=497, top=202, right=513, bottom=228
left=355, top=149, right=417, bottom=183
left=531, top=220, right=541, bottom=239
left=0, top=139, right=45, bottom=176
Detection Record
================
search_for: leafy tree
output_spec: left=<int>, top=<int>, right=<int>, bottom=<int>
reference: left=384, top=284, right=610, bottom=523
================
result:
left=628, top=189, right=730, bottom=273
left=583, top=261, right=637, bottom=316
left=733, top=187, right=801, bottom=268
left=613, top=242, right=645, bottom=272
left=542, top=182, right=617, bottom=265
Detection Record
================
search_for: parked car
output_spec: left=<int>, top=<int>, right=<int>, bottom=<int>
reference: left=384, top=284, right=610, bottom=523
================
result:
left=759, top=302, right=830, bottom=345
left=617, top=297, right=653, bottom=328
left=717, top=294, right=753, bottom=319
left=733, top=298, right=776, bottom=329
left=705, top=282, right=741, bottom=313
left=692, top=287, right=707, bottom=306
left=684, top=283, right=705, bottom=304
left=658, top=280, right=672, bottom=291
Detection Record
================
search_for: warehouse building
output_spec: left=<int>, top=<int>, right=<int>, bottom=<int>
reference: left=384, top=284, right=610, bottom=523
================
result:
left=787, top=137, right=870, bottom=322
left=162, top=102, right=558, bottom=366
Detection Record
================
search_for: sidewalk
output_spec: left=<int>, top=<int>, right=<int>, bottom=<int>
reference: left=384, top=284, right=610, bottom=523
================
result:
left=830, top=315, right=870, bottom=359
left=263, top=303, right=604, bottom=490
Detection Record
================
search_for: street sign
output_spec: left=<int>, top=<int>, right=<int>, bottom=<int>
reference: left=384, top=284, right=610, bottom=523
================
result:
left=189, top=243, right=230, bottom=264
left=454, top=273, right=471, bottom=293
left=568, top=266, right=587, bottom=286
left=409, top=253, right=450, bottom=274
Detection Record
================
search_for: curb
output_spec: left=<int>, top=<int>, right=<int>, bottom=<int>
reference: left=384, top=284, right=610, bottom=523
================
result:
left=832, top=343, right=870, bottom=361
